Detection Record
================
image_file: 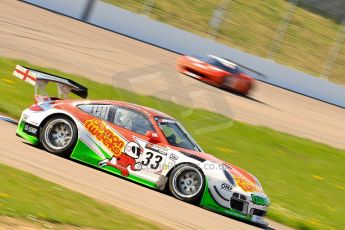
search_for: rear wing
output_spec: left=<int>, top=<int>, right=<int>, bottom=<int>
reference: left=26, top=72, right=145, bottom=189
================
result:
left=13, top=65, right=88, bottom=99
left=222, top=58, right=267, bottom=80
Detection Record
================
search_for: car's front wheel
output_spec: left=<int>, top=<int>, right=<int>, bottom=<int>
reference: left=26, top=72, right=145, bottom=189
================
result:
left=169, top=164, right=205, bottom=204
left=40, top=116, right=77, bottom=157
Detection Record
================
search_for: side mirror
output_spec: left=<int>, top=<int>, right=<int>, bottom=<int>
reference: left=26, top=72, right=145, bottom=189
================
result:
left=145, top=131, right=161, bottom=144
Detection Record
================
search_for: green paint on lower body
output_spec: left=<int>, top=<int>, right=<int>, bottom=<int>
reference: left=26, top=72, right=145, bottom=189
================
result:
left=72, top=140, right=255, bottom=222
left=15, top=123, right=257, bottom=224
left=70, top=140, right=158, bottom=188
left=16, top=121, right=39, bottom=145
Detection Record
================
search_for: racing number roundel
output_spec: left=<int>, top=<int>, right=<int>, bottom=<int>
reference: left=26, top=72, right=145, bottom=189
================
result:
left=140, top=149, right=164, bottom=170
left=135, top=138, right=168, bottom=173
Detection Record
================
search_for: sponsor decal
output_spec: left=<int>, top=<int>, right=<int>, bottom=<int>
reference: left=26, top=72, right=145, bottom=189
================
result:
left=99, top=141, right=142, bottom=177
left=85, top=119, right=125, bottom=157
left=220, top=183, right=232, bottom=192
left=135, top=138, right=167, bottom=172
left=22, top=114, right=29, bottom=121
left=24, top=123, right=38, bottom=136
left=233, top=174, right=259, bottom=193
left=93, top=131, right=168, bottom=177
left=169, top=153, right=178, bottom=161
left=159, top=119, right=176, bottom=124
left=251, top=194, right=268, bottom=206
left=145, top=142, right=169, bottom=155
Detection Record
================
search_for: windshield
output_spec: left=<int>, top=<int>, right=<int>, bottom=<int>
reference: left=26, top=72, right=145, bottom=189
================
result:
left=155, top=117, right=202, bottom=152
left=218, top=62, right=241, bottom=74
left=197, top=55, right=241, bottom=74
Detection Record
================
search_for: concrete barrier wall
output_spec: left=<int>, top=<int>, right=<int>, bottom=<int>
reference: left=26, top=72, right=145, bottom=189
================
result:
left=23, top=0, right=86, bottom=19
left=24, top=0, right=345, bottom=108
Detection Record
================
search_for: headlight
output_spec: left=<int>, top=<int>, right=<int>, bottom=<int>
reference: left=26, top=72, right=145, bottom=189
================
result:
left=223, top=165, right=236, bottom=187
left=253, top=175, right=263, bottom=190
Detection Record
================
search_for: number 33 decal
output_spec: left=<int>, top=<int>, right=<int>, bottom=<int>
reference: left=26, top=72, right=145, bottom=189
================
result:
left=141, top=151, right=164, bottom=170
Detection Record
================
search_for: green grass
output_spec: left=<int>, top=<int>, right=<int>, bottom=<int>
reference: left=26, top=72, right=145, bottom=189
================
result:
left=0, top=163, right=161, bottom=230
left=102, top=0, right=345, bottom=85
left=1, top=57, right=345, bottom=230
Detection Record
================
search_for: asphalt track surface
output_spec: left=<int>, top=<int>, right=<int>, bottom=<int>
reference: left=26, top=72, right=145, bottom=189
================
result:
left=0, top=1, right=342, bottom=229
left=0, top=120, right=293, bottom=230
left=0, top=0, right=345, bottom=149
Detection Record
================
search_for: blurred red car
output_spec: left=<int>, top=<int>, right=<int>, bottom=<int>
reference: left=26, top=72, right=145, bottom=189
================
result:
left=177, top=55, right=255, bottom=95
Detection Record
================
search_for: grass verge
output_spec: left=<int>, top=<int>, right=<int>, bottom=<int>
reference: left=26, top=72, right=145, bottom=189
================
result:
left=0, top=163, right=161, bottom=230
left=1, top=57, right=345, bottom=230
left=102, top=0, right=345, bottom=85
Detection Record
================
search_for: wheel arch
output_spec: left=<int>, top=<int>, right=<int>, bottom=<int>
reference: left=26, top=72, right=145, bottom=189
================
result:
left=38, top=112, right=79, bottom=157
left=38, top=113, right=78, bottom=142
left=163, top=162, right=206, bottom=192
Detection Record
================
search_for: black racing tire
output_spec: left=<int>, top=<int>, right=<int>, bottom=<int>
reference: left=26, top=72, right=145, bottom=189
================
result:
left=40, top=115, right=77, bottom=158
left=168, top=164, right=205, bottom=204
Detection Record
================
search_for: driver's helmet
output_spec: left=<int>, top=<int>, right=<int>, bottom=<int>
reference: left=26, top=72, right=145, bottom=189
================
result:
left=167, top=134, right=177, bottom=144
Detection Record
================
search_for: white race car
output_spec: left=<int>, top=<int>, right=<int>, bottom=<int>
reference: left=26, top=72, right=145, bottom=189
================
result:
left=14, top=65, right=270, bottom=226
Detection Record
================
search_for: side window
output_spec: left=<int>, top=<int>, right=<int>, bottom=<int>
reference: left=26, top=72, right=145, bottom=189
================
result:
left=78, top=104, right=111, bottom=121
left=208, top=59, right=224, bottom=69
left=112, top=107, right=154, bottom=135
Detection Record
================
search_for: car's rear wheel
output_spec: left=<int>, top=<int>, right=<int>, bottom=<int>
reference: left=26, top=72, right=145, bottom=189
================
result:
left=169, top=164, right=205, bottom=204
left=222, top=76, right=235, bottom=89
left=40, top=116, right=77, bottom=157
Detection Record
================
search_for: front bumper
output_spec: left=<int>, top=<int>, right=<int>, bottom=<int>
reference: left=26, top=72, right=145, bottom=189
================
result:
left=16, top=109, right=41, bottom=145
left=200, top=180, right=269, bottom=226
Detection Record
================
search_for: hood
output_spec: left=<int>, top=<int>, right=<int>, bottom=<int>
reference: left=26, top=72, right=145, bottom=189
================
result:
left=226, top=163, right=262, bottom=193
left=174, top=147, right=262, bottom=193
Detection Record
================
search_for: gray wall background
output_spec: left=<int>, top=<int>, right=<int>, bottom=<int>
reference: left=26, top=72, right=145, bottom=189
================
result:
left=300, top=0, right=345, bottom=21
left=23, top=0, right=345, bottom=108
